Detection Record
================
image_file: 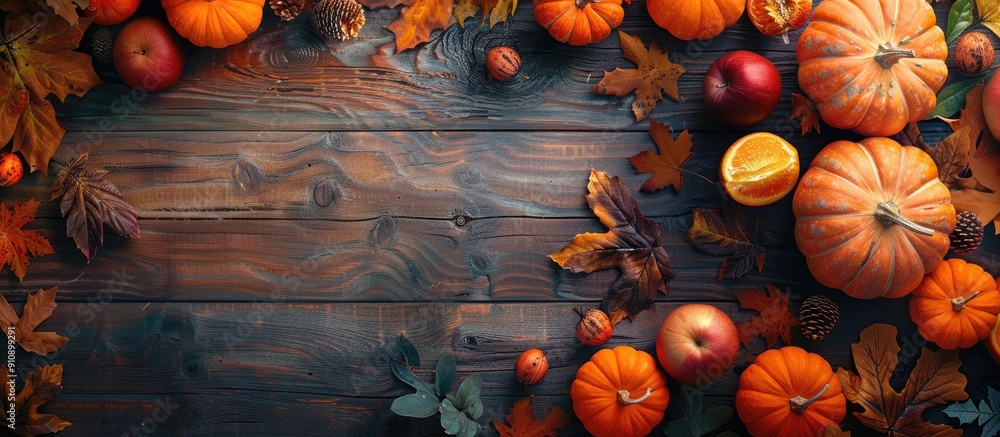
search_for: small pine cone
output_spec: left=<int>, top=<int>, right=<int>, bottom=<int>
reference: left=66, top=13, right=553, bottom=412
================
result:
left=800, top=295, right=839, bottom=341
left=312, top=0, right=366, bottom=41
left=91, top=26, right=114, bottom=65
left=950, top=211, right=984, bottom=254
left=270, top=0, right=306, bottom=21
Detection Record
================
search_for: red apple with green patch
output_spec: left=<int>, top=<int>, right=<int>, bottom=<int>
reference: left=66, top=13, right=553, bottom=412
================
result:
left=655, top=303, right=740, bottom=385
left=113, top=17, right=185, bottom=93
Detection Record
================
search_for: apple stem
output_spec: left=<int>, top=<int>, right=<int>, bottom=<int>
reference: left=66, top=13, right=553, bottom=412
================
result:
left=134, top=50, right=147, bottom=56
left=789, top=383, right=829, bottom=414
left=617, top=387, right=652, bottom=405
left=952, top=291, right=982, bottom=312
left=874, top=201, right=934, bottom=236
left=714, top=83, right=728, bottom=89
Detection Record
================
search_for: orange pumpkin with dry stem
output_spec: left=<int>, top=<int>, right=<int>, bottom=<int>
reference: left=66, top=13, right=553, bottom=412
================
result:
left=161, top=0, right=266, bottom=49
left=909, top=258, right=1000, bottom=350
left=736, top=346, right=846, bottom=437
left=647, top=0, right=744, bottom=40
left=570, top=346, right=669, bottom=437
left=534, top=0, right=624, bottom=46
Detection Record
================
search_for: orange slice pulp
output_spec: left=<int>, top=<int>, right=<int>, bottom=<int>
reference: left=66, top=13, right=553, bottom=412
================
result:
left=720, top=132, right=800, bottom=206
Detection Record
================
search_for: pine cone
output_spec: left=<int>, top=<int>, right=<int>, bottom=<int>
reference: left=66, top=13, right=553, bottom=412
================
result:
left=312, top=0, right=365, bottom=41
left=91, top=26, right=114, bottom=66
left=950, top=211, right=984, bottom=254
left=800, top=295, right=839, bottom=341
left=270, top=0, right=307, bottom=21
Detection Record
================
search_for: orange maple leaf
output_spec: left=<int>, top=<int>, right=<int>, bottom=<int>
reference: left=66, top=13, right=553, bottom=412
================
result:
left=0, top=200, right=55, bottom=282
left=493, top=396, right=570, bottom=437
left=734, top=284, right=798, bottom=348
left=0, top=288, right=68, bottom=356
left=628, top=120, right=695, bottom=193
left=939, top=84, right=996, bottom=153
left=790, top=93, right=821, bottom=135
left=385, top=0, right=454, bottom=52
left=592, top=31, right=686, bottom=122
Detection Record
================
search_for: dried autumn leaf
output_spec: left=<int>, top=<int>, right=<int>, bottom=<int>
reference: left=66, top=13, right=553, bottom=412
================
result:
left=685, top=206, right=765, bottom=281
left=15, top=364, right=71, bottom=437
left=920, top=126, right=972, bottom=190
left=0, top=288, right=69, bottom=356
left=733, top=284, right=798, bottom=348
left=790, top=93, right=821, bottom=135
left=895, top=123, right=929, bottom=149
left=837, top=323, right=967, bottom=436
left=939, top=84, right=996, bottom=153
left=493, top=396, right=570, bottom=436
left=978, top=0, right=1000, bottom=37
left=592, top=31, right=687, bottom=122
left=385, top=0, right=454, bottom=52
left=51, top=154, right=140, bottom=261
left=0, top=14, right=100, bottom=174
left=47, top=0, right=90, bottom=24
left=628, top=120, right=695, bottom=193
left=0, top=200, right=55, bottom=282
left=550, top=169, right=674, bottom=322
left=825, top=425, right=851, bottom=437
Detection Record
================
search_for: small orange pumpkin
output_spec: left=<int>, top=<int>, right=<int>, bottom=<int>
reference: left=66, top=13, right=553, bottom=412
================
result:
left=533, top=0, right=624, bottom=46
left=161, top=0, right=266, bottom=49
left=747, top=0, right=812, bottom=39
left=909, top=258, right=1000, bottom=350
left=87, top=0, right=141, bottom=25
left=646, top=0, right=745, bottom=40
left=796, top=0, right=948, bottom=136
left=514, top=348, right=548, bottom=385
left=570, top=346, right=669, bottom=437
left=792, top=138, right=955, bottom=299
left=736, top=346, right=846, bottom=437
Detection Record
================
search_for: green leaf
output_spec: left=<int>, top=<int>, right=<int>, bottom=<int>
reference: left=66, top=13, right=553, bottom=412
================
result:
left=391, top=393, right=442, bottom=418
left=466, top=398, right=484, bottom=420
left=665, top=387, right=733, bottom=437
left=946, top=0, right=976, bottom=43
left=454, top=374, right=482, bottom=411
left=435, top=354, right=456, bottom=400
left=390, top=360, right=434, bottom=394
left=440, top=399, right=479, bottom=436
left=928, top=76, right=987, bottom=119
left=395, top=334, right=420, bottom=367
left=665, top=419, right=699, bottom=437
left=943, top=387, right=1000, bottom=437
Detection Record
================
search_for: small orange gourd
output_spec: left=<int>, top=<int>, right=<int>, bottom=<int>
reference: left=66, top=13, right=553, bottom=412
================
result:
left=161, top=0, right=266, bottom=49
left=570, top=346, right=669, bottom=437
left=87, top=0, right=141, bottom=25
left=909, top=258, right=1000, bottom=350
left=796, top=0, right=948, bottom=136
left=533, top=0, right=624, bottom=46
left=736, top=346, right=846, bottom=437
left=792, top=138, right=955, bottom=299
left=646, top=0, right=745, bottom=40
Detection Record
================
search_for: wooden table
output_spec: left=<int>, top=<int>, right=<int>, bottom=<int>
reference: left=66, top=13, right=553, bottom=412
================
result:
left=2, top=1, right=998, bottom=435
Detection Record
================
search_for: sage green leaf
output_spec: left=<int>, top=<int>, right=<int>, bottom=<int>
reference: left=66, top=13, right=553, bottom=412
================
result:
left=391, top=393, right=441, bottom=418
left=943, top=387, right=1000, bottom=437
left=700, top=405, right=734, bottom=434
left=928, top=76, right=987, bottom=119
left=665, top=388, right=732, bottom=436
left=390, top=359, right=436, bottom=397
left=454, top=374, right=482, bottom=410
left=665, top=418, right=699, bottom=437
left=947, top=0, right=976, bottom=43
left=440, top=399, right=465, bottom=434
left=435, top=354, right=456, bottom=399
left=395, top=334, right=420, bottom=366
left=465, top=398, right=484, bottom=420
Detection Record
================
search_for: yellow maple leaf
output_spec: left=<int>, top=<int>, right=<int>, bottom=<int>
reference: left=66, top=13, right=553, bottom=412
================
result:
left=979, top=0, right=1000, bottom=37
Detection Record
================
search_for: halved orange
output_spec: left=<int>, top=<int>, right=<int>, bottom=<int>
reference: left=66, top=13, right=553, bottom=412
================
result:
left=720, top=132, right=800, bottom=206
left=987, top=312, right=1000, bottom=366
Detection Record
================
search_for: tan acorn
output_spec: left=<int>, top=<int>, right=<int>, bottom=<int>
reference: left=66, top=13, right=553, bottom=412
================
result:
left=312, top=0, right=366, bottom=41
left=514, top=348, right=548, bottom=385
left=574, top=307, right=612, bottom=346
left=955, top=32, right=995, bottom=75
left=485, top=45, right=524, bottom=81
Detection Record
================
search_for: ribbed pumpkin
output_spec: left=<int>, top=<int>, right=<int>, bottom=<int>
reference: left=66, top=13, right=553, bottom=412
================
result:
left=792, top=138, right=955, bottom=299
left=533, top=0, right=624, bottom=46
left=161, top=0, right=266, bottom=49
left=87, top=0, right=141, bottom=25
left=647, top=0, right=745, bottom=40
left=736, top=346, right=846, bottom=437
left=570, top=346, right=669, bottom=437
left=796, top=0, right=948, bottom=136
left=909, top=258, right=1000, bottom=350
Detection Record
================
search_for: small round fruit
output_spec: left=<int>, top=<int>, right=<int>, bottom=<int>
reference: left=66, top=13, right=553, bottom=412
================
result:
left=985, top=71, right=1000, bottom=140
left=955, top=32, right=995, bottom=75
left=656, top=304, right=740, bottom=385
left=0, top=153, right=24, bottom=187
left=486, top=46, right=522, bottom=81
left=113, top=17, right=186, bottom=93
left=575, top=307, right=613, bottom=346
left=514, top=348, right=548, bottom=385
left=703, top=51, right=782, bottom=126
left=721, top=132, right=800, bottom=206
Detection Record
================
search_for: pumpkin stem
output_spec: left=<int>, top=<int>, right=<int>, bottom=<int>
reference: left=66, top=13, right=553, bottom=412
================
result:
left=874, top=201, right=935, bottom=236
left=575, top=0, right=594, bottom=7
left=789, top=383, right=829, bottom=414
left=874, top=44, right=915, bottom=68
left=617, top=387, right=652, bottom=405
left=952, top=291, right=982, bottom=311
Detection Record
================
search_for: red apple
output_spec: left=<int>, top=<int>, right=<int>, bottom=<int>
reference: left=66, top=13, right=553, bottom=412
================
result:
left=985, top=72, right=1000, bottom=140
left=113, top=17, right=185, bottom=93
left=703, top=50, right=782, bottom=126
left=86, top=0, right=141, bottom=26
left=655, top=303, right=739, bottom=385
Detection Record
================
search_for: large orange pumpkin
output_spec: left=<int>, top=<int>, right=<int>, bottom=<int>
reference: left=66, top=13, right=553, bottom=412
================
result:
left=792, top=138, right=955, bottom=299
left=533, top=0, right=624, bottom=46
left=796, top=0, right=948, bottom=136
left=909, top=258, right=1000, bottom=350
left=570, top=346, right=669, bottom=437
left=646, top=0, right=744, bottom=40
left=736, top=346, right=846, bottom=437
left=161, top=0, right=266, bottom=49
